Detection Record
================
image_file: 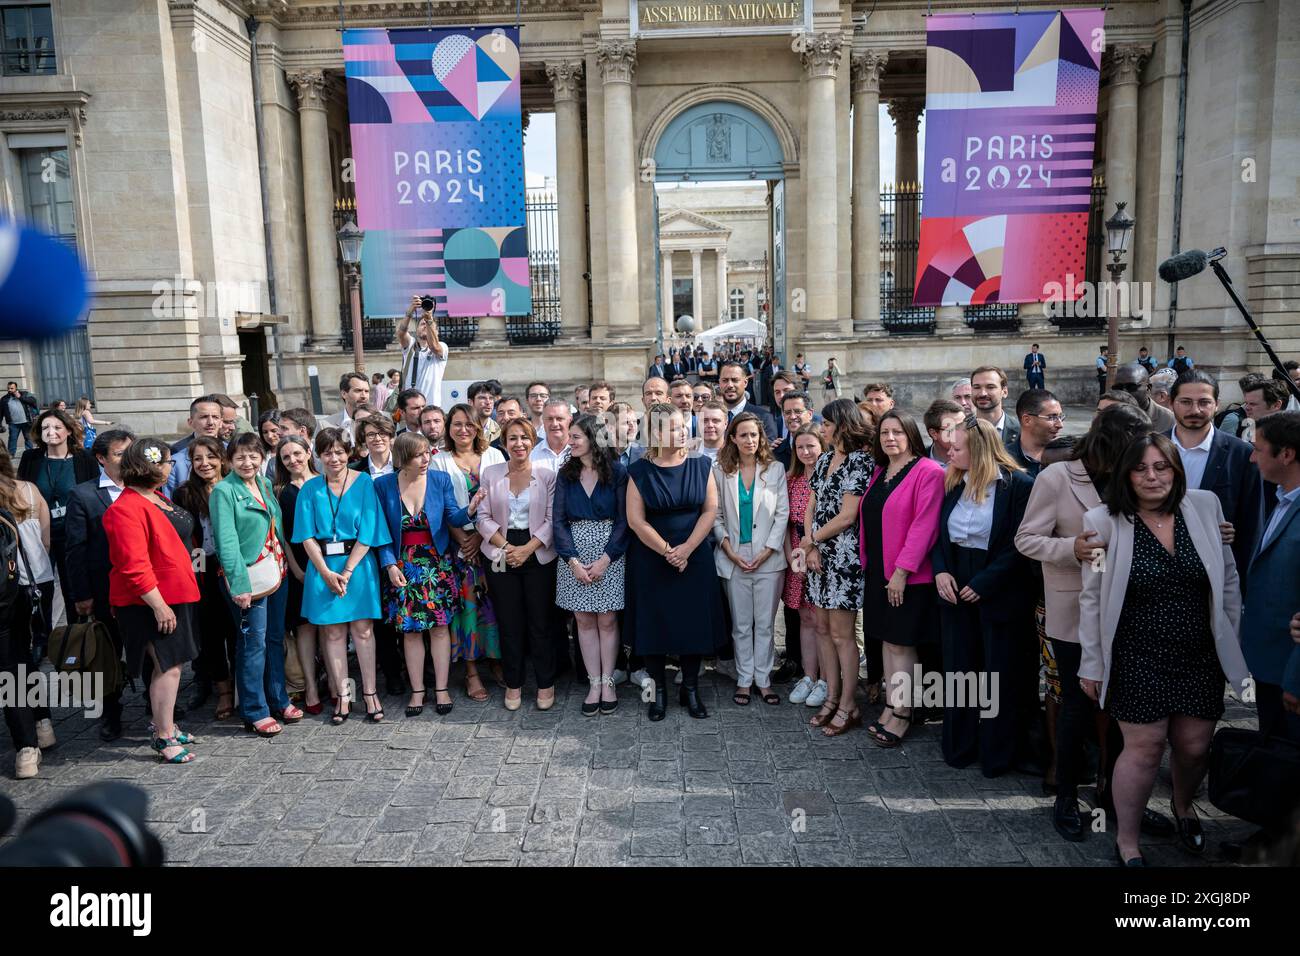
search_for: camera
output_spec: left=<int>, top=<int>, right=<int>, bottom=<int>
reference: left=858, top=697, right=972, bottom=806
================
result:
left=0, top=781, right=163, bottom=867
left=420, top=295, right=435, bottom=313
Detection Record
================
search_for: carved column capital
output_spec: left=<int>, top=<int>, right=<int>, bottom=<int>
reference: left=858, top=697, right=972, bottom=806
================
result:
left=1105, top=43, right=1151, bottom=86
left=596, top=41, right=637, bottom=85
left=286, top=69, right=330, bottom=110
left=545, top=60, right=585, bottom=103
left=851, top=50, right=888, bottom=95
left=799, top=32, right=843, bottom=80
left=887, top=98, right=924, bottom=131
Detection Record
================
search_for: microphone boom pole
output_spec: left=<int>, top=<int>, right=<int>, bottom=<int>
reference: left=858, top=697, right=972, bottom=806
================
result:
left=1204, top=252, right=1300, bottom=404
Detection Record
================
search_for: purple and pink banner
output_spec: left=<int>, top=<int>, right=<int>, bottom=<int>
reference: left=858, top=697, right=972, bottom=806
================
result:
left=344, top=26, right=530, bottom=317
left=914, top=9, right=1104, bottom=305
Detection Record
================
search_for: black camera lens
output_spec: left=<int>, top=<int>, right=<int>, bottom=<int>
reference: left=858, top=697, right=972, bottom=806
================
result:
left=420, top=296, right=435, bottom=312
left=0, top=782, right=163, bottom=867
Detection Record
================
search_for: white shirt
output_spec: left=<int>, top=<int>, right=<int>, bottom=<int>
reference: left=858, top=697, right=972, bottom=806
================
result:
left=507, top=487, right=531, bottom=530
left=694, top=444, right=722, bottom=463
left=98, top=468, right=125, bottom=504
left=947, top=478, right=998, bottom=550
left=403, top=340, right=449, bottom=407
left=992, top=411, right=1007, bottom=438
left=367, top=457, right=394, bottom=478
left=1172, top=426, right=1215, bottom=491
left=530, top=441, right=569, bottom=473
left=726, top=397, right=749, bottom=419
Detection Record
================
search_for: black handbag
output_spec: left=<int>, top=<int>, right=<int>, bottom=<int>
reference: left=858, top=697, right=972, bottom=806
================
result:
left=1207, top=726, right=1300, bottom=830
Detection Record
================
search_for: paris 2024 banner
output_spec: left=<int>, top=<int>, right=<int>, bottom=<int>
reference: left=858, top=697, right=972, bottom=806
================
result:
left=344, top=26, right=531, bottom=318
left=914, top=9, right=1104, bottom=306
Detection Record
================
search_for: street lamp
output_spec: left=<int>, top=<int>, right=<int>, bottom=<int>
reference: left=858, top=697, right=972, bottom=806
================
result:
left=1103, top=201, right=1134, bottom=388
left=337, top=219, right=365, bottom=373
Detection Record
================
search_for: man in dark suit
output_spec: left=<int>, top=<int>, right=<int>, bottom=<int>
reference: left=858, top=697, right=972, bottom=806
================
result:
left=63, top=428, right=135, bottom=741
left=769, top=371, right=799, bottom=453
left=1168, top=370, right=1264, bottom=582
left=718, top=360, right=777, bottom=440
left=970, top=365, right=1020, bottom=451
left=647, top=354, right=668, bottom=381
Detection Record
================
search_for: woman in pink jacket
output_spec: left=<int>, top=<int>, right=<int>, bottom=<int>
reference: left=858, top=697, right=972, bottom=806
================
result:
left=858, top=411, right=946, bottom=746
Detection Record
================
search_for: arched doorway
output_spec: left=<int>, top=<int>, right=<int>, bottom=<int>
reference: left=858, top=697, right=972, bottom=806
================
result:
left=648, top=98, right=789, bottom=362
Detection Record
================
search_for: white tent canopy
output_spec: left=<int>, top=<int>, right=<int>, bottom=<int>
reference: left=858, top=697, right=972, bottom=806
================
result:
left=696, top=317, right=767, bottom=354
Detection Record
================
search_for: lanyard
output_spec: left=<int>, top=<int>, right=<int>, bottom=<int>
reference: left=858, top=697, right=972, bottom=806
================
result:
left=44, top=455, right=70, bottom=509
left=324, top=472, right=352, bottom=541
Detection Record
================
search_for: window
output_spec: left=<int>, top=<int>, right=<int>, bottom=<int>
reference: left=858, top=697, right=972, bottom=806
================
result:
left=18, top=147, right=75, bottom=242
left=2, top=4, right=55, bottom=76
left=729, top=287, right=745, bottom=321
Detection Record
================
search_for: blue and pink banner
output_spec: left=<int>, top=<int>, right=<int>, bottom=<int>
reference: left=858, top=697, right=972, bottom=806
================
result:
left=344, top=26, right=531, bottom=317
left=914, top=9, right=1104, bottom=306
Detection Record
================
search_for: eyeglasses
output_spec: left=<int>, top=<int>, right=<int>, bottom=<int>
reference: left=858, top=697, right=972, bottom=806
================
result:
left=1031, top=414, right=1066, bottom=424
left=1174, top=398, right=1216, bottom=410
left=1130, top=461, right=1174, bottom=475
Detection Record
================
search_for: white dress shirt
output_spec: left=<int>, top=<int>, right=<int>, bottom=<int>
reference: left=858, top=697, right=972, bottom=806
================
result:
left=529, top=440, right=569, bottom=473
left=1259, top=483, right=1300, bottom=553
left=98, top=468, right=125, bottom=504
left=992, top=411, right=1007, bottom=439
left=367, top=457, right=394, bottom=478
left=1172, top=426, right=1215, bottom=491
left=507, top=487, right=531, bottom=530
left=947, top=478, right=998, bottom=550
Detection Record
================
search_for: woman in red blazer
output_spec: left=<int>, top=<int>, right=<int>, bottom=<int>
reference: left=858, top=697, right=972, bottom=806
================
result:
left=857, top=411, right=945, bottom=747
left=103, top=437, right=202, bottom=764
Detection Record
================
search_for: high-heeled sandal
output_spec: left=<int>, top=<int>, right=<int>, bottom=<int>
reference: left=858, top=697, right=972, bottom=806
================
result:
left=243, top=717, right=282, bottom=738
left=406, top=689, right=426, bottom=718
left=870, top=709, right=911, bottom=747
left=151, top=736, right=195, bottom=764
left=331, top=695, right=350, bottom=725
left=822, top=708, right=862, bottom=738
left=363, top=691, right=385, bottom=723
left=810, top=700, right=837, bottom=728
left=465, top=670, right=490, bottom=702
left=214, top=683, right=236, bottom=721
left=434, top=688, right=453, bottom=716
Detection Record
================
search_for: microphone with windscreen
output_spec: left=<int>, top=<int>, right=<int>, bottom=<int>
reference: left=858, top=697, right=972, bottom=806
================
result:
left=1160, top=244, right=1299, bottom=402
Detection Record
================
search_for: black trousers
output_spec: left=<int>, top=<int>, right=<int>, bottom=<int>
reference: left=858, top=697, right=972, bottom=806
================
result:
left=939, top=545, right=1018, bottom=776
left=194, top=567, right=237, bottom=684
left=646, top=654, right=701, bottom=690
left=1049, top=638, right=1095, bottom=800
left=484, top=530, right=557, bottom=690
left=783, top=605, right=802, bottom=673
left=1, top=590, right=50, bottom=750
left=1257, top=681, right=1300, bottom=743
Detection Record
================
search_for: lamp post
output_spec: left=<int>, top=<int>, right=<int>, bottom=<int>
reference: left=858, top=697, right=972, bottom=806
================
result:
left=337, top=219, right=365, bottom=373
left=1103, top=201, right=1134, bottom=389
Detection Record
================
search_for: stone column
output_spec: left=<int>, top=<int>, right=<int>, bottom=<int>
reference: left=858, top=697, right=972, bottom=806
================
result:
left=691, top=247, right=703, bottom=325
left=890, top=99, right=922, bottom=187
left=596, top=41, right=640, bottom=331
left=715, top=249, right=728, bottom=323
left=546, top=60, right=590, bottom=337
left=1104, top=45, right=1149, bottom=238
left=287, top=69, right=341, bottom=346
left=801, top=33, right=843, bottom=330
left=851, top=51, right=887, bottom=331
left=661, top=251, right=674, bottom=333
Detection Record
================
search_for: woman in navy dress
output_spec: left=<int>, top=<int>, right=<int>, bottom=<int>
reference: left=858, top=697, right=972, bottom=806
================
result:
left=625, top=403, right=724, bottom=721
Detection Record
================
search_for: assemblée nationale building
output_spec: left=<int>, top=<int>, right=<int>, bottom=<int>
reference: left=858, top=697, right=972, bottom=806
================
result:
left=1, top=0, right=1295, bottom=432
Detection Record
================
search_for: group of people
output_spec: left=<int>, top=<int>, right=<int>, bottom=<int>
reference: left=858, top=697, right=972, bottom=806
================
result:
left=2, top=345, right=1298, bottom=868
left=2, top=381, right=114, bottom=456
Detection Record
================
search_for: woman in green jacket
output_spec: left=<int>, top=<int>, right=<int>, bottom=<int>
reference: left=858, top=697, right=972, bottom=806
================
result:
left=210, top=432, right=301, bottom=737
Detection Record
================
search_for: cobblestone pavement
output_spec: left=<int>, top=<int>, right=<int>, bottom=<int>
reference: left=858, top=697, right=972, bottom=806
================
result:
left=0, top=663, right=1259, bottom=867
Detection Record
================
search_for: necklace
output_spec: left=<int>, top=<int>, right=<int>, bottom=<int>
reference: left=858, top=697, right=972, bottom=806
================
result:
left=1140, top=510, right=1166, bottom=529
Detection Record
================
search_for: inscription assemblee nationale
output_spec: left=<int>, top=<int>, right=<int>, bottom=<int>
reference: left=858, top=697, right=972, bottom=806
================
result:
left=640, top=1, right=803, bottom=27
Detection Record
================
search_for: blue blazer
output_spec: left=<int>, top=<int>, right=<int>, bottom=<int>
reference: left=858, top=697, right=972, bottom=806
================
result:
left=373, top=470, right=472, bottom=569
left=1166, top=428, right=1264, bottom=584
left=1241, top=498, right=1300, bottom=696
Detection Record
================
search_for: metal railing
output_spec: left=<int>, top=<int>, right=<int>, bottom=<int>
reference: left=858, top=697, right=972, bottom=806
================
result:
left=964, top=303, right=1021, bottom=332
left=880, top=183, right=935, bottom=333
left=339, top=310, right=396, bottom=352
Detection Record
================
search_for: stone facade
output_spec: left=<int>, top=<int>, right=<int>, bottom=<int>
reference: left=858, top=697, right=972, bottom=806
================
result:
left=1, top=0, right=1295, bottom=432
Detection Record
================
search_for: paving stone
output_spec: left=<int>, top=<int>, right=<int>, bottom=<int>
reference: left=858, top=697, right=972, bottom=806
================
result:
left=357, top=830, right=416, bottom=863
left=522, top=820, right=578, bottom=852
left=575, top=840, right=631, bottom=866
left=319, top=815, right=376, bottom=845
left=685, top=815, right=738, bottom=846
left=630, top=826, right=685, bottom=857
left=686, top=845, right=743, bottom=866
left=781, top=790, right=833, bottom=816
left=463, top=831, right=523, bottom=862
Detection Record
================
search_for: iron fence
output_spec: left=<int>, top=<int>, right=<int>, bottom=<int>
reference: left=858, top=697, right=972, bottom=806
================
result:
left=880, top=183, right=936, bottom=333
left=964, top=303, right=1021, bottom=332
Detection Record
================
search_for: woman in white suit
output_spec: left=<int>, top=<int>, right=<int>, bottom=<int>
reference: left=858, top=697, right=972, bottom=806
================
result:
left=712, top=412, right=789, bottom=705
left=1078, top=433, right=1251, bottom=867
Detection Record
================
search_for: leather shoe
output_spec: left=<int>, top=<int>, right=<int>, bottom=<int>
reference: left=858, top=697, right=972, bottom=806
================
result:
left=679, top=684, right=708, bottom=719
left=1140, top=807, right=1175, bottom=838
left=1114, top=843, right=1147, bottom=867
left=648, top=687, right=667, bottom=722
left=1053, top=796, right=1086, bottom=843
left=1170, top=800, right=1204, bottom=855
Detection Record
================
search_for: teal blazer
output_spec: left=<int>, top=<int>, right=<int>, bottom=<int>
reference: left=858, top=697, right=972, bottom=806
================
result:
left=209, top=471, right=289, bottom=597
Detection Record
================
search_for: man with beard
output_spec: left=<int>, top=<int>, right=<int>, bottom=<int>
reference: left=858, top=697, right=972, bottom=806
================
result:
left=970, top=365, right=1020, bottom=449
left=1169, top=370, right=1265, bottom=580
left=1010, top=389, right=1065, bottom=477
left=717, top=361, right=777, bottom=439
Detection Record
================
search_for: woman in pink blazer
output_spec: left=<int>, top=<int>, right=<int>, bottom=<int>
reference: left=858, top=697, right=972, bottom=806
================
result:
left=857, top=411, right=945, bottom=747
left=476, top=418, right=557, bottom=711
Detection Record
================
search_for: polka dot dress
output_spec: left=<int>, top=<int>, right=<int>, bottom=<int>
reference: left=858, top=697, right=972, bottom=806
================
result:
left=1107, top=514, right=1225, bottom=724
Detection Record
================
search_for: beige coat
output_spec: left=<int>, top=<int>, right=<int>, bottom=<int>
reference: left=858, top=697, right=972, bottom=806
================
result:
left=1077, top=490, right=1250, bottom=708
left=1014, top=459, right=1101, bottom=644
left=711, top=460, right=789, bottom=579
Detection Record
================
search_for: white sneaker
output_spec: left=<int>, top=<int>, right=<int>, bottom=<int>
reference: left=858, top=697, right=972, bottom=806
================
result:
left=713, top=658, right=738, bottom=680
left=630, top=668, right=651, bottom=689
left=15, top=746, right=40, bottom=779
left=789, top=675, right=814, bottom=704
left=805, top=679, right=829, bottom=708
left=35, top=718, right=56, bottom=750
left=858, top=652, right=870, bottom=680
left=612, top=668, right=628, bottom=686
left=674, top=668, right=683, bottom=685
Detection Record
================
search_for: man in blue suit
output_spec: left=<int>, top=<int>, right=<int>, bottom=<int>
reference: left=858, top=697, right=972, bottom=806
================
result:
left=1168, top=370, right=1264, bottom=584
left=1241, top=411, right=1300, bottom=739
left=717, top=360, right=777, bottom=440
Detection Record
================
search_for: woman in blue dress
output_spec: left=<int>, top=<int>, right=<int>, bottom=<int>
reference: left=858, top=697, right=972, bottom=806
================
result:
left=625, top=403, right=724, bottom=721
left=293, top=426, right=392, bottom=724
